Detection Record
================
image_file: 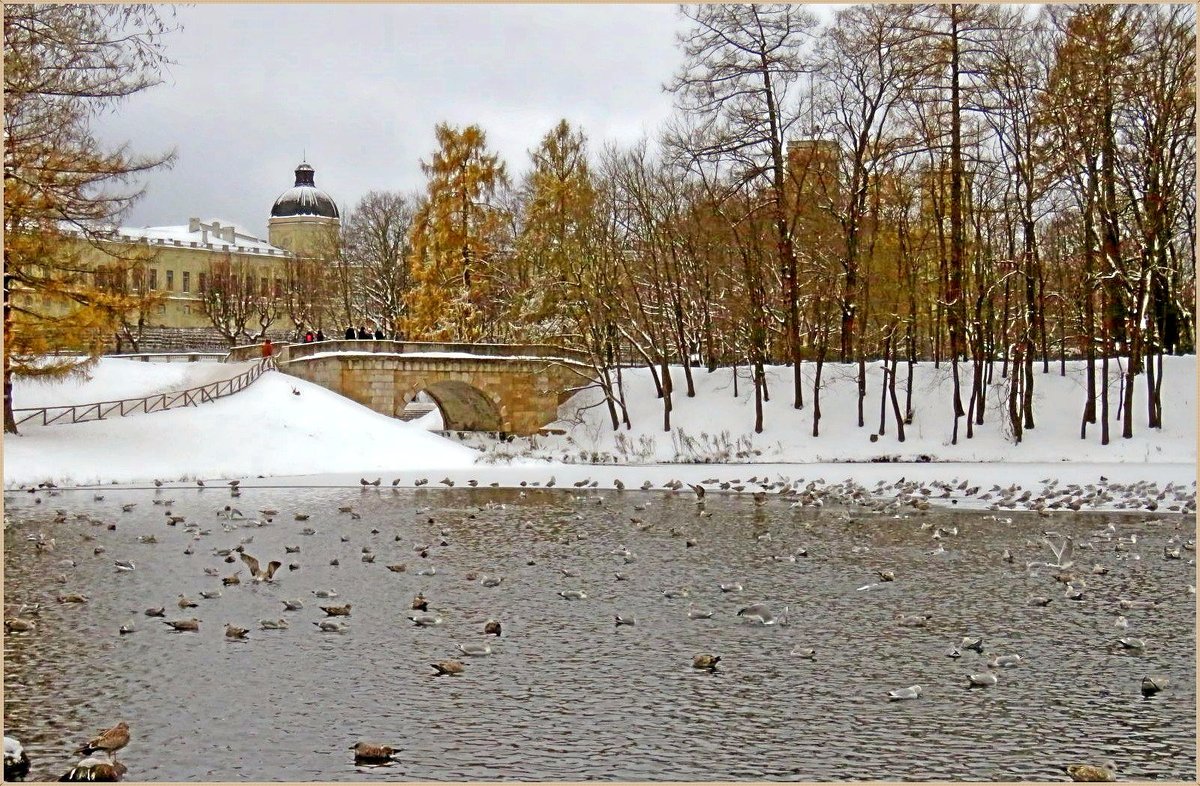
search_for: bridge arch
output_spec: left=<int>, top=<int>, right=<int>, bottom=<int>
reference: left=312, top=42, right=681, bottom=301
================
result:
left=403, top=380, right=502, bottom=432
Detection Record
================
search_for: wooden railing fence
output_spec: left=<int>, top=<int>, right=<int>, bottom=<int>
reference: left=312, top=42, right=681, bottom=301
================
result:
left=10, top=357, right=276, bottom=428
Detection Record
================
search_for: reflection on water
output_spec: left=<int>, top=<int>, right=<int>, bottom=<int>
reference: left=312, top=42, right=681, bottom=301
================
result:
left=3, top=485, right=1195, bottom=781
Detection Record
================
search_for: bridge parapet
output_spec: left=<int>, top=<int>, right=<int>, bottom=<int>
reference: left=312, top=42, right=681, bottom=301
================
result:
left=267, top=342, right=594, bottom=435
left=279, top=340, right=590, bottom=365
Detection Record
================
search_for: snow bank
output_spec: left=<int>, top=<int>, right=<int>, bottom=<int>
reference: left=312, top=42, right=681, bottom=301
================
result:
left=4, top=364, right=477, bottom=486
left=542, top=356, right=1196, bottom=466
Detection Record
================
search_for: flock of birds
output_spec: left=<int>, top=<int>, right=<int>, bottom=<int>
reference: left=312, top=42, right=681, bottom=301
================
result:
left=3, top=471, right=1196, bottom=781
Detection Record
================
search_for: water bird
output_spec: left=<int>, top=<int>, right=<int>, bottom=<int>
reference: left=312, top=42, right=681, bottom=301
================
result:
left=1118, top=637, right=1146, bottom=650
left=484, top=619, right=502, bottom=636
left=887, top=685, right=922, bottom=701
left=408, top=614, right=443, bottom=627
left=351, top=743, right=397, bottom=766
left=199, top=590, right=221, bottom=600
left=1114, top=615, right=1128, bottom=629
left=1042, top=534, right=1075, bottom=568
left=614, top=614, right=637, bottom=626
left=417, top=566, right=436, bottom=576
left=320, top=604, right=352, bottom=617
left=414, top=478, right=428, bottom=486
left=177, top=595, right=198, bottom=609
left=686, top=604, right=713, bottom=620
left=118, top=622, right=135, bottom=635
left=222, top=573, right=241, bottom=586
left=4, top=618, right=34, bottom=633
left=663, top=588, right=690, bottom=599
left=260, top=619, right=289, bottom=630
left=457, top=642, right=492, bottom=656
left=480, top=575, right=502, bottom=587
left=967, top=671, right=997, bottom=688
left=282, top=599, right=304, bottom=611
left=1140, top=675, right=1165, bottom=697
left=224, top=623, right=249, bottom=640
left=945, top=646, right=962, bottom=658
left=144, top=607, right=165, bottom=617
left=312, top=589, right=338, bottom=598
left=558, top=589, right=587, bottom=600
left=1028, top=596, right=1052, bottom=607
left=876, top=570, right=896, bottom=582
left=4, top=736, right=29, bottom=781
left=1065, top=762, right=1117, bottom=782
left=77, top=721, right=129, bottom=757
left=163, top=618, right=200, bottom=632
left=386, top=564, right=407, bottom=573
left=790, top=646, right=816, bottom=659
left=60, top=750, right=127, bottom=782
left=987, top=653, right=1022, bottom=668
left=314, top=620, right=348, bottom=633
left=411, top=594, right=428, bottom=611
left=738, top=603, right=788, bottom=625
left=692, top=654, right=720, bottom=671
left=960, top=636, right=984, bottom=653
left=719, top=582, right=743, bottom=593
left=1118, top=599, right=1157, bottom=610
left=431, top=660, right=465, bottom=676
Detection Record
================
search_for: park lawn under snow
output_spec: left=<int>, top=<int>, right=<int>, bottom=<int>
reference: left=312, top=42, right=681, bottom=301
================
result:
left=537, top=356, right=1196, bottom=467
left=1, top=354, right=1194, bottom=490
left=5, top=359, right=477, bottom=486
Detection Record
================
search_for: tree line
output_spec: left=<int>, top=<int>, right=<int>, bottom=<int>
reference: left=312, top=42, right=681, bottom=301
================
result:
left=316, top=4, right=1194, bottom=445
left=5, top=4, right=1194, bottom=446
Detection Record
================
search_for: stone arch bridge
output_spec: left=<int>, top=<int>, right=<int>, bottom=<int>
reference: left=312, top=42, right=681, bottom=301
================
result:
left=232, top=340, right=594, bottom=435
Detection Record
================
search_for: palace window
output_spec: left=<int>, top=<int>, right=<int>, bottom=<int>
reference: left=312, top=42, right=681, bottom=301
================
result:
left=197, top=272, right=207, bottom=293
left=274, top=278, right=283, bottom=297
left=182, top=271, right=190, bottom=292
left=148, top=268, right=158, bottom=290
left=166, top=270, right=174, bottom=291
left=261, top=277, right=268, bottom=296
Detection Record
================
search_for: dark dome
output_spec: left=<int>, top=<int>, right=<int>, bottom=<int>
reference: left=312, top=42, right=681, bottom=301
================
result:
left=270, top=162, right=339, bottom=219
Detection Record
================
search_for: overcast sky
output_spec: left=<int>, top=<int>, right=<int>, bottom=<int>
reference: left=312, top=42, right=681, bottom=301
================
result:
left=98, top=3, right=710, bottom=237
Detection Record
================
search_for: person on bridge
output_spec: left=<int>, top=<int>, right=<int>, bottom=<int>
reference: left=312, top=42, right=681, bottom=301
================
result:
left=345, top=325, right=356, bottom=340
left=315, top=329, right=325, bottom=342
left=373, top=327, right=385, bottom=340
left=261, top=338, right=274, bottom=358
left=303, top=330, right=315, bottom=343
left=357, top=326, right=371, bottom=340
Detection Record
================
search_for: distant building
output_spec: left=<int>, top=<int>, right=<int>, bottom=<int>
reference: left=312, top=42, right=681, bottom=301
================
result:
left=61, top=161, right=340, bottom=332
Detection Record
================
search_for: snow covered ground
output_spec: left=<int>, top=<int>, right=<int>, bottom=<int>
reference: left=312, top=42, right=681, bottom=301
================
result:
left=539, top=356, right=1196, bottom=466
left=3, top=356, right=1195, bottom=506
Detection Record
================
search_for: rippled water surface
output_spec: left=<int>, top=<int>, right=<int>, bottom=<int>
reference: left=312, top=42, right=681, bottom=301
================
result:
left=4, top=484, right=1195, bottom=781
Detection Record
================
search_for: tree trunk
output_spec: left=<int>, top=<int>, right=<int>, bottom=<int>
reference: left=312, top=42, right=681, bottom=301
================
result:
left=3, top=274, right=17, bottom=435
left=811, top=350, right=824, bottom=438
left=889, top=345, right=905, bottom=442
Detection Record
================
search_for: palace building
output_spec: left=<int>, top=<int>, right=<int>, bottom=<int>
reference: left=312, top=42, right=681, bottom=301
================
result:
left=78, top=161, right=340, bottom=331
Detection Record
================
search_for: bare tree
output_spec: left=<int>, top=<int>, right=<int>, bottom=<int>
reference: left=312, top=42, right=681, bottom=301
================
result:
left=343, top=190, right=417, bottom=338
left=667, top=3, right=818, bottom=410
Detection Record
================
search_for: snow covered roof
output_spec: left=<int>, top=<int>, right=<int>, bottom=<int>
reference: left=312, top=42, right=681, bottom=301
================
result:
left=104, top=218, right=292, bottom=256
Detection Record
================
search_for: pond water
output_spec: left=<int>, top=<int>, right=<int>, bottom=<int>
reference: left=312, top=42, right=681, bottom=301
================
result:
left=3, top=484, right=1195, bottom=782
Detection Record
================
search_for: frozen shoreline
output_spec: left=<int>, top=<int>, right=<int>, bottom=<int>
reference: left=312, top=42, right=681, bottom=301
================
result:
left=11, top=462, right=1194, bottom=517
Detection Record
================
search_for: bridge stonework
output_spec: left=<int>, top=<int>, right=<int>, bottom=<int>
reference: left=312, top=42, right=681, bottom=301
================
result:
left=273, top=343, right=588, bottom=435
